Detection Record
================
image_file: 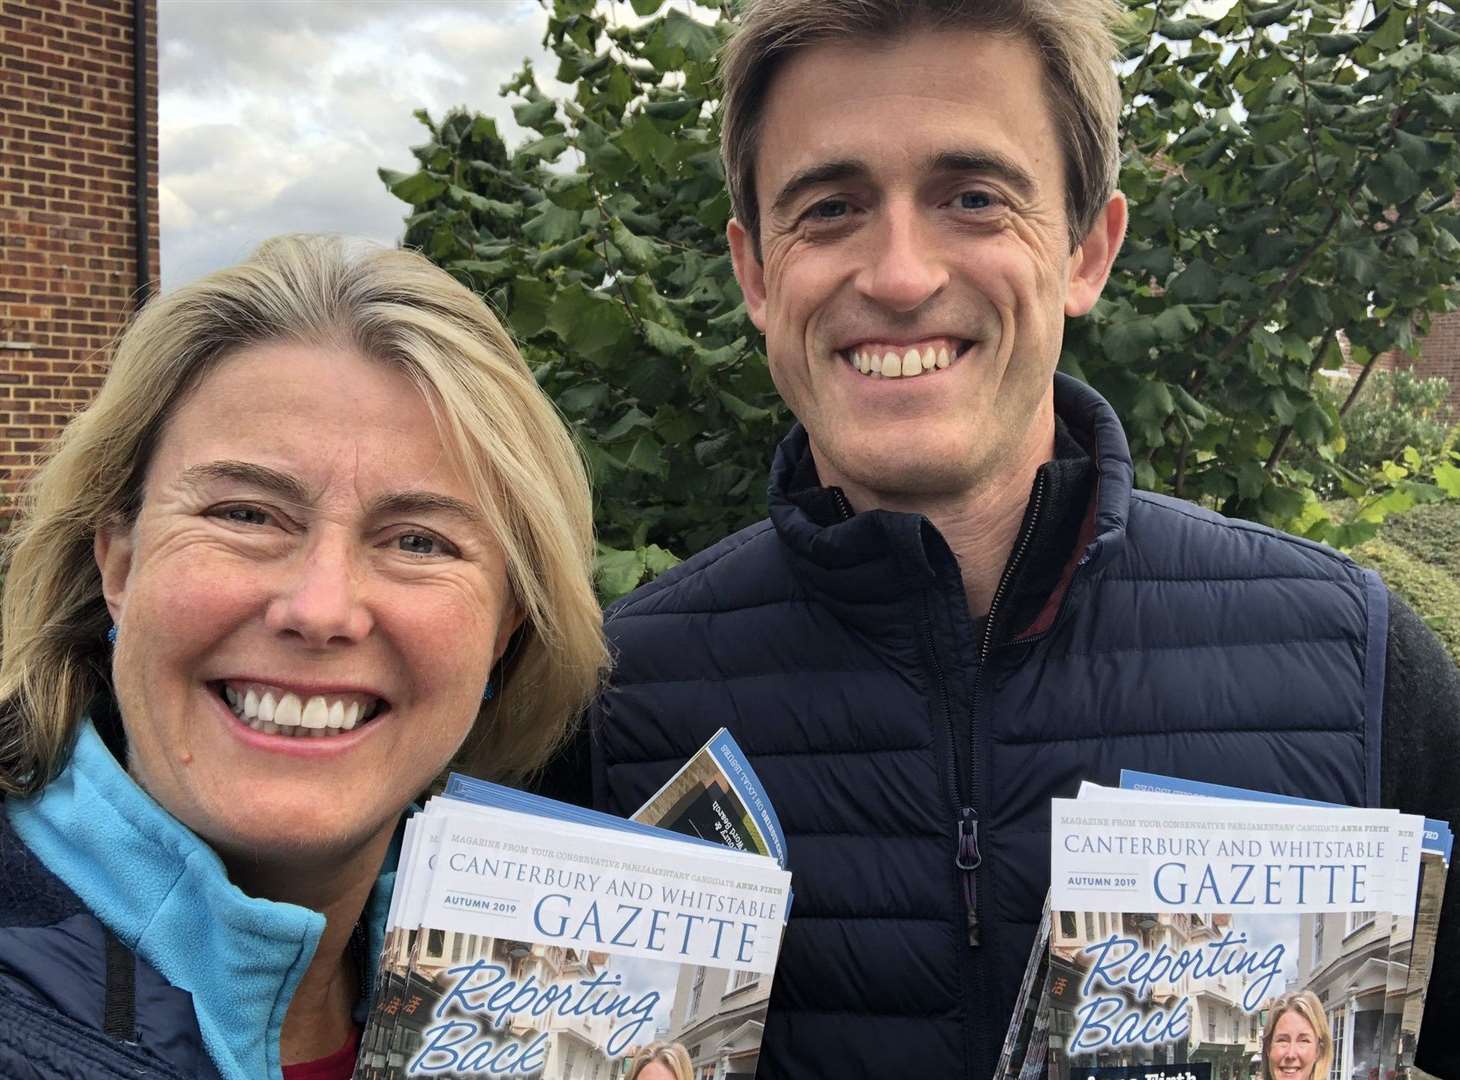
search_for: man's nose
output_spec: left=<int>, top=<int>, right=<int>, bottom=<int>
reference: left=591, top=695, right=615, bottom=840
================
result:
left=854, top=202, right=948, bottom=312
left=264, top=533, right=374, bottom=647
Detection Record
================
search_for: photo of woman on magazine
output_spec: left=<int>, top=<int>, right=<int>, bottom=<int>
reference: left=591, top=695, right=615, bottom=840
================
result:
left=1262, top=991, right=1334, bottom=1080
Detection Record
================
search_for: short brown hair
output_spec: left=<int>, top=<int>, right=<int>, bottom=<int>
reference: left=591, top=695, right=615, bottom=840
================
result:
left=719, top=0, right=1124, bottom=253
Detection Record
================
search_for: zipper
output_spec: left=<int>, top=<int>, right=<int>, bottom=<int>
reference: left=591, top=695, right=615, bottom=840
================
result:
left=829, top=487, right=854, bottom=522
left=951, top=470, right=1048, bottom=948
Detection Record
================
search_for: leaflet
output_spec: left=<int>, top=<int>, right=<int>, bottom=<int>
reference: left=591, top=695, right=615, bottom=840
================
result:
left=354, top=728, right=792, bottom=1079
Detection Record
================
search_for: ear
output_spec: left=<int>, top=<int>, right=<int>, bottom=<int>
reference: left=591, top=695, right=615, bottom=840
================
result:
left=493, top=602, right=527, bottom=665
left=94, top=523, right=135, bottom=625
left=1064, top=191, right=1128, bottom=318
left=727, top=217, right=769, bottom=332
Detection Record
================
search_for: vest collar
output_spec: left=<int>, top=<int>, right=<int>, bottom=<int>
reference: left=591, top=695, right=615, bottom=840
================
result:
left=5, top=719, right=398, bottom=1080
left=765, top=373, right=1134, bottom=621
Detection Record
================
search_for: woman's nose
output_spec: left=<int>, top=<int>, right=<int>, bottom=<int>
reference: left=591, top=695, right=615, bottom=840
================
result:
left=263, top=534, right=373, bottom=647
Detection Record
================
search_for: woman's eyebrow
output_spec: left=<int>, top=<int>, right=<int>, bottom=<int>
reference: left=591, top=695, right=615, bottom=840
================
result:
left=368, top=491, right=486, bottom=526
left=178, top=460, right=310, bottom=505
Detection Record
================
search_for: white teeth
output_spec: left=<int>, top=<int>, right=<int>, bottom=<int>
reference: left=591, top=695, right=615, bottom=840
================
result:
left=223, top=682, right=379, bottom=737
left=900, top=348, right=921, bottom=377
left=301, top=696, right=329, bottom=729
left=922, top=346, right=937, bottom=371
left=936, top=346, right=951, bottom=369
left=880, top=351, right=899, bottom=377
left=273, top=693, right=302, bottom=728
left=846, top=343, right=960, bottom=379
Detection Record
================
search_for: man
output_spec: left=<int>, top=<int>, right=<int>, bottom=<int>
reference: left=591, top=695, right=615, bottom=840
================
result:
left=544, top=1, right=1460, bottom=1076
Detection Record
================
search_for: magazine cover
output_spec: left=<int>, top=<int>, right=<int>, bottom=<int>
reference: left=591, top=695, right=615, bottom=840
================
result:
left=1120, top=770, right=1453, bottom=1080
left=355, top=729, right=792, bottom=1080
left=1045, top=795, right=1406, bottom=1080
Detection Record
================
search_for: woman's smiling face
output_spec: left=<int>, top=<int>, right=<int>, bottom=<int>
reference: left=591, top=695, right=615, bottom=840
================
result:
left=1268, top=1009, right=1320, bottom=1080
left=96, top=341, right=519, bottom=872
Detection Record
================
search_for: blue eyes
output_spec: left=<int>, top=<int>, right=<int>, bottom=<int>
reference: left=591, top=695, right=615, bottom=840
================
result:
left=397, top=533, right=448, bottom=557
left=210, top=504, right=456, bottom=559
left=802, top=190, right=999, bottom=223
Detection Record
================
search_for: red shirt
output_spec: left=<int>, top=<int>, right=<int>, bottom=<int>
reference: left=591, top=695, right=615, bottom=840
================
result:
left=281, top=1026, right=360, bottom=1080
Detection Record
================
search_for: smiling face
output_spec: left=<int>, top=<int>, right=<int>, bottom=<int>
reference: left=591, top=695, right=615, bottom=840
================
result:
left=728, top=28, right=1124, bottom=509
left=95, top=341, right=519, bottom=879
left=1268, top=1009, right=1320, bottom=1080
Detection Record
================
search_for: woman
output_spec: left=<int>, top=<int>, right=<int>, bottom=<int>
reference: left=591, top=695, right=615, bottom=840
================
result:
left=0, top=236, right=607, bottom=1079
left=1262, top=990, right=1335, bottom=1080
left=626, top=1041, right=695, bottom=1080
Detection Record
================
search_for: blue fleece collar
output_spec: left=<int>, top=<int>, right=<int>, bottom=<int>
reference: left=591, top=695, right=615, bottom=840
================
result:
left=5, top=719, right=397, bottom=1080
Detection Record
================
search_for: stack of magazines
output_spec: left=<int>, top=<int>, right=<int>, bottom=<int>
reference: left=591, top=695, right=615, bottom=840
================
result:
left=354, top=729, right=793, bottom=1079
left=997, top=772, right=1452, bottom=1080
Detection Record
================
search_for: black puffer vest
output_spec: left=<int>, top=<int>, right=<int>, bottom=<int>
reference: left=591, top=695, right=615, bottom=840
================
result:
left=589, top=374, right=1384, bottom=1079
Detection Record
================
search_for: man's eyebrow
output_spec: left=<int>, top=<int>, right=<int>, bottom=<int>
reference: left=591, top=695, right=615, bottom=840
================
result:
left=769, top=159, right=868, bottom=221
left=179, top=460, right=311, bottom=505
left=927, top=149, right=1038, bottom=199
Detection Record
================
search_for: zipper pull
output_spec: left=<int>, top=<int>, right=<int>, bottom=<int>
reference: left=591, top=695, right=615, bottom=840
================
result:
left=956, top=808, right=982, bottom=946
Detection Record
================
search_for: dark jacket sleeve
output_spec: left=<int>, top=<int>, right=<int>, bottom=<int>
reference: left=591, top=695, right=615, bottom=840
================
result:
left=1381, top=592, right=1460, bottom=1079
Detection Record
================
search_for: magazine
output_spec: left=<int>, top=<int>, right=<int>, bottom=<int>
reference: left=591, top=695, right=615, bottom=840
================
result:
left=995, top=782, right=1440, bottom=1080
left=1119, top=771, right=1453, bottom=1080
left=354, top=729, right=793, bottom=1079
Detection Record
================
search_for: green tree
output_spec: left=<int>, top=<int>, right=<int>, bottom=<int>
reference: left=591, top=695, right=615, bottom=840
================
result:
left=382, top=0, right=1460, bottom=599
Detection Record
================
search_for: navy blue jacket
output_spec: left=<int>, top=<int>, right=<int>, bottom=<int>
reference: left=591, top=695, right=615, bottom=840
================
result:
left=571, top=375, right=1460, bottom=1079
left=0, top=803, right=221, bottom=1080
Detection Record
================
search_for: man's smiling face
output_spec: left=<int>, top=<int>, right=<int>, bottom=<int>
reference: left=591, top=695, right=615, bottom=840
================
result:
left=729, top=28, right=1122, bottom=507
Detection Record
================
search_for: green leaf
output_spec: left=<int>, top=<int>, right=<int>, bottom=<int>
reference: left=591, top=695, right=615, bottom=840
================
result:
left=1247, top=0, right=1298, bottom=28
left=629, top=0, right=663, bottom=13
left=379, top=168, right=446, bottom=205
left=512, top=97, right=557, bottom=132
left=547, top=284, right=635, bottom=362
left=601, top=407, right=653, bottom=442
left=522, top=201, right=583, bottom=246
left=1311, top=33, right=1364, bottom=57
left=507, top=276, right=552, bottom=338
left=516, top=133, right=569, bottom=162
left=1236, top=461, right=1267, bottom=501
left=1435, top=462, right=1460, bottom=499
left=1169, top=259, right=1222, bottom=304
left=718, top=390, right=771, bottom=422
left=626, top=433, right=667, bottom=476
left=610, top=217, right=662, bottom=271
left=645, top=9, right=720, bottom=66
left=1152, top=305, right=1200, bottom=342
left=595, top=545, right=647, bottom=602
left=642, top=319, right=696, bottom=356
left=1157, top=17, right=1208, bottom=40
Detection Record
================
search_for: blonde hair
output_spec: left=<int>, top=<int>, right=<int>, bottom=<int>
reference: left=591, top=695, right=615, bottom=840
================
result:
left=626, top=1042, right=693, bottom=1080
left=719, top=0, right=1124, bottom=254
left=1262, top=990, right=1335, bottom=1080
left=0, top=235, right=607, bottom=795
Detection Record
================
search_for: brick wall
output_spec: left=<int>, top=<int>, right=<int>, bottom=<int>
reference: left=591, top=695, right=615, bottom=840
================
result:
left=1413, top=309, right=1460, bottom=422
left=0, top=0, right=159, bottom=513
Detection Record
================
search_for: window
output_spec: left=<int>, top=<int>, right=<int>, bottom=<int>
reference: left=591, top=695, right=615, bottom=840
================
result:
left=1346, top=911, right=1377, bottom=934
left=451, top=933, right=465, bottom=964
left=688, top=966, right=706, bottom=1019
left=1209, top=1012, right=1216, bottom=1043
left=427, top=928, right=445, bottom=958
left=1328, top=1009, right=1346, bottom=1080
left=731, top=967, right=759, bottom=991
left=1060, top=911, right=1078, bottom=939
left=1084, top=912, right=1095, bottom=941
left=1313, top=917, right=1325, bottom=962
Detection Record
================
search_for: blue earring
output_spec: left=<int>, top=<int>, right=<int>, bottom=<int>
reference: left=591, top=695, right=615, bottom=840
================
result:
left=482, top=680, right=495, bottom=702
left=106, top=624, right=118, bottom=645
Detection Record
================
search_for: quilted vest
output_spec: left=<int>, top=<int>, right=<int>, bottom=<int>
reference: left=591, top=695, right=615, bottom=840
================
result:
left=589, top=374, right=1385, bottom=1080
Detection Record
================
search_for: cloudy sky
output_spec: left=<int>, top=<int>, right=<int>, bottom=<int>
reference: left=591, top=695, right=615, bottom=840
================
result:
left=158, top=1, right=561, bottom=291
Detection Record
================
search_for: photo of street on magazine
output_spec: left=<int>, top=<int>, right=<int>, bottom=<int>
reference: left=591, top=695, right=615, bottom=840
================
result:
left=353, top=728, right=791, bottom=1080
left=995, top=774, right=1451, bottom=1080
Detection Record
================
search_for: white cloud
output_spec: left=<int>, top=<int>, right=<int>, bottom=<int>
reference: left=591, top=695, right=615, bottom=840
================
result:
left=159, top=0, right=554, bottom=290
